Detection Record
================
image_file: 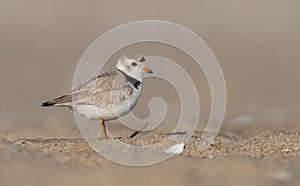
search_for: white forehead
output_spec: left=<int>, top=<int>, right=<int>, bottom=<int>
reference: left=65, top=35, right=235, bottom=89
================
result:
left=124, top=58, right=138, bottom=63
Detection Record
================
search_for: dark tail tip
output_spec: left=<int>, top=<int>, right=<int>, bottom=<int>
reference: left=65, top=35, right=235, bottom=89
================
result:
left=41, top=101, right=55, bottom=107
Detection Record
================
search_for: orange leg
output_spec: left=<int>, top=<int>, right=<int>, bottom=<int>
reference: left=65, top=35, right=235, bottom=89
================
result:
left=99, top=118, right=109, bottom=140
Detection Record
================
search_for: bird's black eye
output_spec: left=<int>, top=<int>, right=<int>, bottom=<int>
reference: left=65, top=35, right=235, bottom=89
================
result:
left=131, top=62, right=137, bottom=66
left=139, top=57, right=145, bottom=62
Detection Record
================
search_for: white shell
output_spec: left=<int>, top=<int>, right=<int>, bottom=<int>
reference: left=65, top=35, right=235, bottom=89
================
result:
left=165, top=143, right=185, bottom=155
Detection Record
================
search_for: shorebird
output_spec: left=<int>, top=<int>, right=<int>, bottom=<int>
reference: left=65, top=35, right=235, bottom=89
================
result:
left=42, top=53, right=152, bottom=139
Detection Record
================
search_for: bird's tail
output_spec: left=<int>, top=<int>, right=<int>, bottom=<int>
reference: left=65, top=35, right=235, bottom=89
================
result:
left=41, top=95, right=72, bottom=107
left=41, top=100, right=57, bottom=107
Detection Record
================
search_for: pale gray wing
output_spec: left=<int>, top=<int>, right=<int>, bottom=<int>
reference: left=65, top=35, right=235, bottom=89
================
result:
left=66, top=69, right=133, bottom=106
left=42, top=69, right=134, bottom=107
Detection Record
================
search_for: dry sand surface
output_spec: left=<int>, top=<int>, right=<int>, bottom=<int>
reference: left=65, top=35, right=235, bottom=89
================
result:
left=1, top=130, right=300, bottom=186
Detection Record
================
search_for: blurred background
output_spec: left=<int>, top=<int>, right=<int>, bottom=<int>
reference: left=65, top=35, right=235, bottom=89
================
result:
left=1, top=0, right=300, bottom=138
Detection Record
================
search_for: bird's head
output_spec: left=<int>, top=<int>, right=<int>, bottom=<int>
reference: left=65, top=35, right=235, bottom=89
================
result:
left=115, top=53, right=152, bottom=82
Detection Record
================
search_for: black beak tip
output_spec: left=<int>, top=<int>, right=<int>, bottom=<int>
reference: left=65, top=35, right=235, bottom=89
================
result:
left=148, top=69, right=153, bottom=74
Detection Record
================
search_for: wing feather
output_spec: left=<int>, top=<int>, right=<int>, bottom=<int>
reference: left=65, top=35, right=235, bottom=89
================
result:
left=43, top=69, right=134, bottom=107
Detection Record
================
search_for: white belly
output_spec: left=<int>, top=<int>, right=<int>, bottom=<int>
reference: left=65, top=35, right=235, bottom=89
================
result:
left=72, top=88, right=141, bottom=120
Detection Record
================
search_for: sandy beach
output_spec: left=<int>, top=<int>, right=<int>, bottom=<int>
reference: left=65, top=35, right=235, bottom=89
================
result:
left=0, top=130, right=299, bottom=186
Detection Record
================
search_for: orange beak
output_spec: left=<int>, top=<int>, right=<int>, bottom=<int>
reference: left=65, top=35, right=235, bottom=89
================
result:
left=143, top=66, right=153, bottom=73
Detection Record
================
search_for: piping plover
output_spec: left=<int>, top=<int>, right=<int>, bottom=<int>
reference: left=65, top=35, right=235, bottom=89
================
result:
left=42, top=53, right=152, bottom=139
